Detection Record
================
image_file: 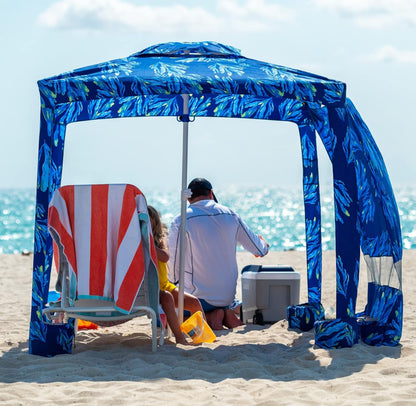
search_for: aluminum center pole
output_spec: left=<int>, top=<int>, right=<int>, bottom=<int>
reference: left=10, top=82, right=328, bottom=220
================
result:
left=178, top=93, right=190, bottom=324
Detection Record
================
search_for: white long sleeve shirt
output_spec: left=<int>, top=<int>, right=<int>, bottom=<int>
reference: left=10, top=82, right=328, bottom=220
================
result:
left=168, top=199, right=268, bottom=307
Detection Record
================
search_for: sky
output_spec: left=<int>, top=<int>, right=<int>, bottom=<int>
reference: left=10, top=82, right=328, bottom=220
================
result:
left=1, top=0, right=416, bottom=193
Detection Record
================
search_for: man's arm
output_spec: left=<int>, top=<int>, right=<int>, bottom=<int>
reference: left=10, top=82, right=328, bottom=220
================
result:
left=236, top=215, right=269, bottom=257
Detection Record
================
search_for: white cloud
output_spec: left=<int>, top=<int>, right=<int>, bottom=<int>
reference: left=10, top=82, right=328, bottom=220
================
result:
left=368, top=45, right=416, bottom=64
left=37, top=0, right=295, bottom=33
left=218, top=0, right=295, bottom=31
left=38, top=0, right=220, bottom=33
left=313, top=0, right=416, bottom=28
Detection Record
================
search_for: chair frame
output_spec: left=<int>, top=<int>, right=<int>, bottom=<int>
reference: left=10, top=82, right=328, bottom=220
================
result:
left=42, top=304, right=162, bottom=352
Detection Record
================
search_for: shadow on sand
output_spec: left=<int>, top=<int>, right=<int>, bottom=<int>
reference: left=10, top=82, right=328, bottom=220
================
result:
left=0, top=323, right=402, bottom=384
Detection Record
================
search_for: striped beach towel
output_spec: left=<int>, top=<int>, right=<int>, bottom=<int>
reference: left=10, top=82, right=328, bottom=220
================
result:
left=48, top=184, right=158, bottom=314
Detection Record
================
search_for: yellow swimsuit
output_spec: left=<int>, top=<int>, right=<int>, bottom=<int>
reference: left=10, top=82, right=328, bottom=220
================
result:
left=158, top=259, right=176, bottom=293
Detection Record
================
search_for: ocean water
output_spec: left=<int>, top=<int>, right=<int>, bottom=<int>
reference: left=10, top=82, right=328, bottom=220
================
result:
left=0, top=186, right=415, bottom=254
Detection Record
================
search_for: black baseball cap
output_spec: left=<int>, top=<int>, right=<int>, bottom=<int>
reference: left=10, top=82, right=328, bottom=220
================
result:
left=187, top=178, right=218, bottom=202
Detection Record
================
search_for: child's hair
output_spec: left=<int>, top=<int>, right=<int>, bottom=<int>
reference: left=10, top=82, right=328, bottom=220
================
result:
left=148, top=205, right=166, bottom=248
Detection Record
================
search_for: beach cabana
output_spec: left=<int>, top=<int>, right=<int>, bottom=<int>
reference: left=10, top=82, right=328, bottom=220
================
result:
left=30, top=41, right=403, bottom=356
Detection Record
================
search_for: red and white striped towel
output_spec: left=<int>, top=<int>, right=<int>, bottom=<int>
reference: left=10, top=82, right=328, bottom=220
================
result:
left=48, top=184, right=158, bottom=314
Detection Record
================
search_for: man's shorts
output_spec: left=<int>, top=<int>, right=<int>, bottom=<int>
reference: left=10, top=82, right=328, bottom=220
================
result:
left=199, top=298, right=242, bottom=313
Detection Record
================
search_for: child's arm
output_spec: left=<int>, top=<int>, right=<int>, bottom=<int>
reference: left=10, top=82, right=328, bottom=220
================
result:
left=155, top=245, right=169, bottom=263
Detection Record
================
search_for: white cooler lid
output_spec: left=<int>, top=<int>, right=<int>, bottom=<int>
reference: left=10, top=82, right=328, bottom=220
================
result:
left=242, top=271, right=300, bottom=280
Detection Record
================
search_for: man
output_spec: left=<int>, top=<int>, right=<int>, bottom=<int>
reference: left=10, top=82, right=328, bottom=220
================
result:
left=168, top=178, right=269, bottom=330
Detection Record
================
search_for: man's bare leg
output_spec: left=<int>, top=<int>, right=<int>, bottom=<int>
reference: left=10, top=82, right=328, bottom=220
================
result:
left=223, top=308, right=244, bottom=329
left=206, top=308, right=225, bottom=330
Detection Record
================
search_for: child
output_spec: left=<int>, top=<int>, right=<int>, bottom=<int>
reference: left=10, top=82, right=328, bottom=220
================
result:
left=148, top=206, right=206, bottom=345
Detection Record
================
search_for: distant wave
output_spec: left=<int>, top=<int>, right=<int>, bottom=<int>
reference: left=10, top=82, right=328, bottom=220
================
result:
left=1, top=186, right=414, bottom=254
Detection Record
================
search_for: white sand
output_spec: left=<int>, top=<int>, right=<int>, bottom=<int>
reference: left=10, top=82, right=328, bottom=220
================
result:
left=1, top=250, right=415, bottom=405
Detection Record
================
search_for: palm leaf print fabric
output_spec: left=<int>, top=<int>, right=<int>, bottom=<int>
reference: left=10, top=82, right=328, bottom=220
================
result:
left=31, top=42, right=402, bottom=356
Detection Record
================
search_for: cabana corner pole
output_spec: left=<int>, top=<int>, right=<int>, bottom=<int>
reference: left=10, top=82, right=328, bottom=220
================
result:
left=178, top=93, right=190, bottom=324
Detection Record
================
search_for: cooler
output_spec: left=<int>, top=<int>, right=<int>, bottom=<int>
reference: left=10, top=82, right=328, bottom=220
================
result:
left=241, top=265, right=300, bottom=324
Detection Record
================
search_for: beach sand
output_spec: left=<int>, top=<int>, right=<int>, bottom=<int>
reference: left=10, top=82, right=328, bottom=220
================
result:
left=0, top=250, right=415, bottom=405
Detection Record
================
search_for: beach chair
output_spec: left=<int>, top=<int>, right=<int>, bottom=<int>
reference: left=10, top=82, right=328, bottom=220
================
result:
left=42, top=184, right=164, bottom=352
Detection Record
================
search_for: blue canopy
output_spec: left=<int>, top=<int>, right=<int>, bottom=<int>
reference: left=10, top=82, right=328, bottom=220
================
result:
left=30, top=41, right=402, bottom=356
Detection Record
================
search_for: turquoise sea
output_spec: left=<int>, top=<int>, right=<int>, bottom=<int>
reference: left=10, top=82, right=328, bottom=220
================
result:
left=1, top=186, right=415, bottom=254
